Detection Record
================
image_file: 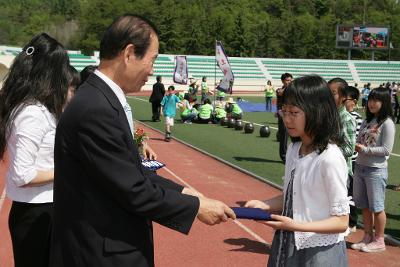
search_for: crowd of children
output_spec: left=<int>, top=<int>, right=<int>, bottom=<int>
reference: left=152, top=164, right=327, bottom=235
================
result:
left=158, top=78, right=243, bottom=142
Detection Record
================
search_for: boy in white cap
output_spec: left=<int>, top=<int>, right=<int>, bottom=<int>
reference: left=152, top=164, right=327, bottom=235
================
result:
left=226, top=97, right=243, bottom=120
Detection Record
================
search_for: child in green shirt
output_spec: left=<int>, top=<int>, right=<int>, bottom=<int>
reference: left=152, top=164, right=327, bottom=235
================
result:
left=264, top=80, right=275, bottom=112
left=178, top=93, right=198, bottom=124
left=213, top=102, right=227, bottom=123
left=226, top=97, right=243, bottom=120
left=201, top=76, right=210, bottom=103
left=197, top=98, right=214, bottom=124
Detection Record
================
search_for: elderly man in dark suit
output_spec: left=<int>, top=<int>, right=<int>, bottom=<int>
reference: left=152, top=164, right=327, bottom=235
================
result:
left=149, top=75, right=165, bottom=121
left=51, top=14, right=235, bottom=267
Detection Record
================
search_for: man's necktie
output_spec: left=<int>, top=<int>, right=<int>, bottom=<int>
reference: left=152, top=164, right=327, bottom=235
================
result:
left=123, top=103, right=134, bottom=135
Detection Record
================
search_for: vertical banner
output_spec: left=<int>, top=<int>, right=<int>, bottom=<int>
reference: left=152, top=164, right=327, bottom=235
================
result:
left=173, top=56, right=188, bottom=84
left=216, top=41, right=234, bottom=93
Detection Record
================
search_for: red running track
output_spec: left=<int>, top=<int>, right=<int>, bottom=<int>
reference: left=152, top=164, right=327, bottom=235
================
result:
left=0, top=122, right=399, bottom=267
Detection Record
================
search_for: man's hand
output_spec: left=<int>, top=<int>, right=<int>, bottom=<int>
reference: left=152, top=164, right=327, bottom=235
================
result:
left=143, top=143, right=157, bottom=160
left=244, top=200, right=270, bottom=210
left=182, top=187, right=203, bottom=198
left=197, top=197, right=236, bottom=225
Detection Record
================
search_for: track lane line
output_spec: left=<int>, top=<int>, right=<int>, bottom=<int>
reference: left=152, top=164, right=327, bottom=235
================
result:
left=163, top=166, right=269, bottom=245
left=0, top=188, right=6, bottom=214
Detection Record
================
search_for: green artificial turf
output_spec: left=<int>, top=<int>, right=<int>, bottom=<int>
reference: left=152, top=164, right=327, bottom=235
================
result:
left=128, top=95, right=400, bottom=240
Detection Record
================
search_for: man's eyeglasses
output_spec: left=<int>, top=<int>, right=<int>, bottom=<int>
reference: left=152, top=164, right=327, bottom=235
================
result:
left=278, top=110, right=303, bottom=118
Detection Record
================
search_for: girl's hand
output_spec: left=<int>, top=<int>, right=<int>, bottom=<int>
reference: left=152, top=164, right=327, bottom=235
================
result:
left=264, top=214, right=298, bottom=231
left=355, top=143, right=363, bottom=152
left=244, top=200, right=270, bottom=210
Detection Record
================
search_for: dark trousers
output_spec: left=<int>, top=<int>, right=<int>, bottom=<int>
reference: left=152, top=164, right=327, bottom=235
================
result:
left=393, top=102, right=400, bottom=123
left=9, top=201, right=53, bottom=267
left=197, top=117, right=212, bottom=124
left=278, top=115, right=288, bottom=163
left=201, top=92, right=208, bottom=103
left=230, top=113, right=242, bottom=120
left=181, top=113, right=197, bottom=123
left=151, top=101, right=161, bottom=121
left=265, top=97, right=272, bottom=112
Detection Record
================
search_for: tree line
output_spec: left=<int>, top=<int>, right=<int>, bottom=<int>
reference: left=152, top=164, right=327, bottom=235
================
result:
left=1, top=0, right=400, bottom=61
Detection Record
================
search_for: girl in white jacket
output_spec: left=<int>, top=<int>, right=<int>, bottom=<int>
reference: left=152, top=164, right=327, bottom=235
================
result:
left=246, top=75, right=350, bottom=267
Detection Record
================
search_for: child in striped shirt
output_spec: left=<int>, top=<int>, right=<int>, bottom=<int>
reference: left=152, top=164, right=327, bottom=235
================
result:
left=344, top=86, right=363, bottom=231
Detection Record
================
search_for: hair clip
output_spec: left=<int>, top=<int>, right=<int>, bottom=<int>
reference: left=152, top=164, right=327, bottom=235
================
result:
left=25, top=46, right=35, bottom=56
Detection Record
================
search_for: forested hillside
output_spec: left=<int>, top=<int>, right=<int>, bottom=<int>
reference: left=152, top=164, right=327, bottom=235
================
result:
left=1, top=0, right=399, bottom=60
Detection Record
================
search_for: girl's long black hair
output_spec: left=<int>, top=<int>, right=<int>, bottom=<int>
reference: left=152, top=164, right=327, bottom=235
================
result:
left=0, top=33, right=70, bottom=158
left=365, top=87, right=393, bottom=125
left=283, top=75, right=343, bottom=153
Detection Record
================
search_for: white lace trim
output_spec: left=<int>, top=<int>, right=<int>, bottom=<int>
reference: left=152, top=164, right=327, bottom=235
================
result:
left=330, top=197, right=352, bottom=216
left=294, top=197, right=351, bottom=250
left=294, top=231, right=348, bottom=250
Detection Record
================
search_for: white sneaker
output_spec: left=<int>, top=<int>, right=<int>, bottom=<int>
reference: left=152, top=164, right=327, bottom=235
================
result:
left=351, top=235, right=372, bottom=250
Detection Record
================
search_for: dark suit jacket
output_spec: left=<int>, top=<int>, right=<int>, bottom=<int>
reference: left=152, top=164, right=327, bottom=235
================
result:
left=51, top=74, right=199, bottom=267
left=149, top=82, right=165, bottom=103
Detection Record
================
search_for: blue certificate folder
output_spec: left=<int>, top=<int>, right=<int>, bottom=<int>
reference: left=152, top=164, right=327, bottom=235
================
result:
left=141, top=159, right=165, bottom=171
left=231, top=207, right=273, bottom=221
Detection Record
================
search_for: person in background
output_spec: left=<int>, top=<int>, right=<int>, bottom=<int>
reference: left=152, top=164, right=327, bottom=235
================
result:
left=201, top=76, right=211, bottom=103
left=178, top=93, right=197, bottom=124
left=197, top=98, right=214, bottom=124
left=396, top=83, right=400, bottom=124
left=276, top=73, right=293, bottom=163
left=65, top=66, right=81, bottom=105
left=361, top=83, right=371, bottom=110
left=343, top=86, right=363, bottom=232
left=149, top=75, right=165, bottom=122
left=390, top=81, right=399, bottom=122
left=0, top=33, right=70, bottom=267
left=226, top=97, right=243, bottom=120
left=161, top=85, right=180, bottom=141
left=216, top=79, right=226, bottom=101
left=351, top=88, right=395, bottom=253
left=188, top=77, right=199, bottom=103
left=79, top=65, right=97, bottom=87
left=264, top=80, right=275, bottom=112
left=245, top=75, right=349, bottom=266
left=213, top=102, right=227, bottom=123
left=328, top=78, right=356, bottom=233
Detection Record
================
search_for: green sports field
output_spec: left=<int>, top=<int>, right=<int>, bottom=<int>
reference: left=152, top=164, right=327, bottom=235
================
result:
left=128, top=95, right=400, bottom=241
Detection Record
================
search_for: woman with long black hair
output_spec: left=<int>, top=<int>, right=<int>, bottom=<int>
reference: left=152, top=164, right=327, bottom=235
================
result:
left=0, top=33, right=70, bottom=267
left=351, top=88, right=395, bottom=253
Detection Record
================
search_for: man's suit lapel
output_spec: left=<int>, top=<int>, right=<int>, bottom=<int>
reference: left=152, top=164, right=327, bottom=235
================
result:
left=86, top=74, right=137, bottom=151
